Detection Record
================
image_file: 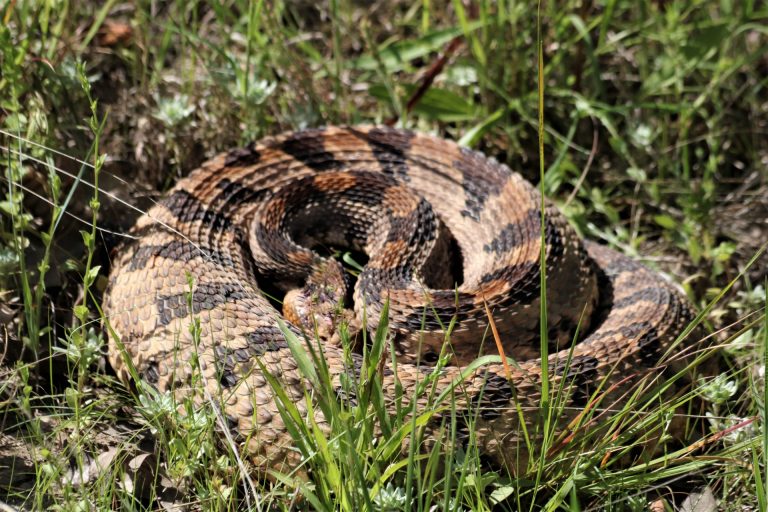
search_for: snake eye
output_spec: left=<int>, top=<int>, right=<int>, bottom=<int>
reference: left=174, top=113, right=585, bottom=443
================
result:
left=422, top=351, right=440, bottom=364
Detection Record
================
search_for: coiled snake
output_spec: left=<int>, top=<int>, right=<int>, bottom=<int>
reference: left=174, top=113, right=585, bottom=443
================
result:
left=104, top=126, right=695, bottom=472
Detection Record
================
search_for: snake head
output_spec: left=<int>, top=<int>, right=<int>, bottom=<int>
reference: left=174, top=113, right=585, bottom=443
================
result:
left=282, top=259, right=357, bottom=341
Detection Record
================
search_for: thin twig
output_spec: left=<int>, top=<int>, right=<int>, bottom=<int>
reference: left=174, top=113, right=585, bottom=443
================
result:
left=564, top=118, right=598, bottom=208
left=384, top=37, right=465, bottom=126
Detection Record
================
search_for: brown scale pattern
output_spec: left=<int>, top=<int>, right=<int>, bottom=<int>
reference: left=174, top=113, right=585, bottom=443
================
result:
left=104, top=126, right=696, bottom=473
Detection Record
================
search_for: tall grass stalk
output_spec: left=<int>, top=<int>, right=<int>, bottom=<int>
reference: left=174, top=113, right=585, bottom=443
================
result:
left=533, top=1, right=554, bottom=507
left=759, top=280, right=768, bottom=511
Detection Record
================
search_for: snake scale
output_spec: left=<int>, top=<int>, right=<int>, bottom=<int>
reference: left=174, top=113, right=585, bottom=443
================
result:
left=104, top=126, right=695, bottom=472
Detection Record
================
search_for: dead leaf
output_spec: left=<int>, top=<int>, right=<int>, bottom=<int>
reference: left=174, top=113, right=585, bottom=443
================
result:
left=679, top=486, right=718, bottom=512
left=97, top=20, right=133, bottom=47
left=63, top=446, right=121, bottom=487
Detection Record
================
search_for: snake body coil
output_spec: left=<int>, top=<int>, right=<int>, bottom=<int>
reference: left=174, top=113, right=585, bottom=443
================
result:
left=104, top=126, right=695, bottom=471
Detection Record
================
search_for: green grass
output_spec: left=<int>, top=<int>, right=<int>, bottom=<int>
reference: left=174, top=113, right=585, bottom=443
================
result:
left=1, top=0, right=767, bottom=510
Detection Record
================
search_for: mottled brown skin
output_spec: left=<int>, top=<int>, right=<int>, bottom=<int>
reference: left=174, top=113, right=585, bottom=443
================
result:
left=104, top=126, right=696, bottom=474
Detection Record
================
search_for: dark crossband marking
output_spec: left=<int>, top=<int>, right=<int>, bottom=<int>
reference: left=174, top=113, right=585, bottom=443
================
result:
left=553, top=354, right=600, bottom=407
left=157, top=283, right=254, bottom=326
left=129, top=240, right=234, bottom=271
left=612, top=287, right=666, bottom=310
left=220, top=369, right=239, bottom=388
left=142, top=362, right=159, bottom=384
left=245, top=326, right=291, bottom=356
left=164, top=190, right=233, bottom=231
left=385, top=197, right=438, bottom=245
left=471, top=372, right=516, bottom=421
left=224, top=142, right=261, bottom=167
left=365, top=126, right=415, bottom=181
left=280, top=129, right=338, bottom=171
left=212, top=177, right=263, bottom=207
left=399, top=300, right=476, bottom=331
left=478, top=263, right=540, bottom=304
left=456, top=146, right=509, bottom=221
left=637, top=327, right=663, bottom=366
left=483, top=209, right=541, bottom=254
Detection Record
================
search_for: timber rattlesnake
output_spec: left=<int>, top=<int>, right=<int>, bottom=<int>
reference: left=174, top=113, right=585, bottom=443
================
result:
left=104, top=126, right=695, bottom=472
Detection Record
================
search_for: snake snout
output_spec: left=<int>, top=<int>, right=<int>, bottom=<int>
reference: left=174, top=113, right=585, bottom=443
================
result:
left=282, top=260, right=356, bottom=341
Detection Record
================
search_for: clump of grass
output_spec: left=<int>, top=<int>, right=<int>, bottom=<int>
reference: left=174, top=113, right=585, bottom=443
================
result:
left=265, top=304, right=501, bottom=511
